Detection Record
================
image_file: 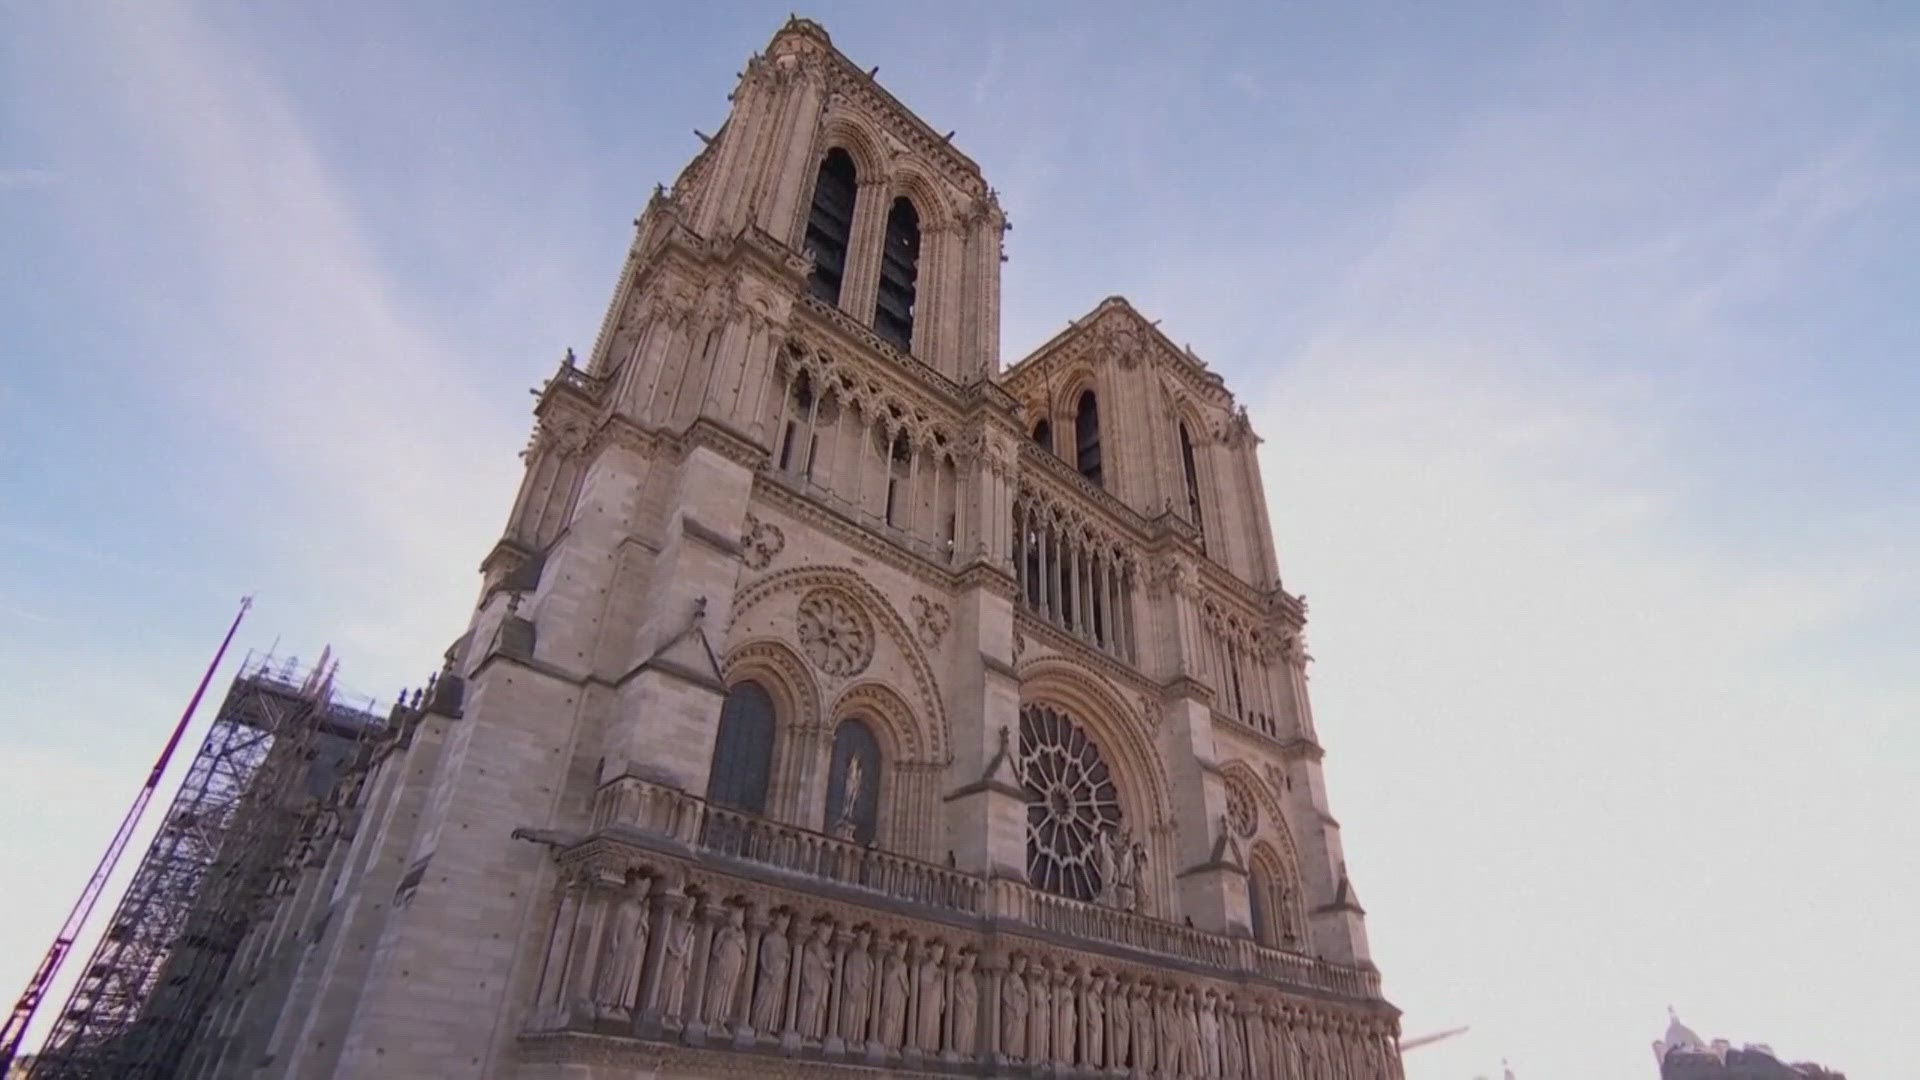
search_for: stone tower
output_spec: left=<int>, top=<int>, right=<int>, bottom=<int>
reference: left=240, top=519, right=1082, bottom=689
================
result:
left=182, top=19, right=1404, bottom=1079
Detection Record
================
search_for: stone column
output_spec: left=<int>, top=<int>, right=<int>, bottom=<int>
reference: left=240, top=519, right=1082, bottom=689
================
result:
left=678, top=899, right=720, bottom=1045
left=730, top=905, right=768, bottom=1046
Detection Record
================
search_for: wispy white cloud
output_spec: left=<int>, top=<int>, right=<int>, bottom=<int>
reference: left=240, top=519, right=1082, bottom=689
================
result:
left=1247, top=73, right=1919, bottom=1078
left=0, top=167, right=59, bottom=188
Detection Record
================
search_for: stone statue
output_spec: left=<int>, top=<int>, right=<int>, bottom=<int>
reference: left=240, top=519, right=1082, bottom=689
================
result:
left=914, top=941, right=946, bottom=1052
left=834, top=755, right=866, bottom=839
left=1108, top=979, right=1132, bottom=1070
left=1082, top=974, right=1105, bottom=1069
left=1182, top=988, right=1204, bottom=1078
left=878, top=937, right=910, bottom=1049
left=658, top=901, right=697, bottom=1020
left=1221, top=996, right=1245, bottom=1080
left=1095, top=829, right=1120, bottom=906
left=1026, top=965, right=1050, bottom=1064
left=839, top=928, right=873, bottom=1044
left=703, top=905, right=747, bottom=1026
left=1200, top=991, right=1223, bottom=1078
left=748, top=910, right=792, bottom=1034
left=1134, top=986, right=1159, bottom=1075
left=1125, top=839, right=1148, bottom=911
left=796, top=922, right=833, bottom=1039
left=1052, top=972, right=1076, bottom=1068
left=950, top=952, right=978, bottom=1056
left=1156, top=987, right=1183, bottom=1077
left=1001, top=955, right=1029, bottom=1060
left=591, top=877, right=650, bottom=1017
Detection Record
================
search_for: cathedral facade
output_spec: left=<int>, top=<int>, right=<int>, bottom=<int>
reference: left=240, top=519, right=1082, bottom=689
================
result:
left=188, top=20, right=1403, bottom=1080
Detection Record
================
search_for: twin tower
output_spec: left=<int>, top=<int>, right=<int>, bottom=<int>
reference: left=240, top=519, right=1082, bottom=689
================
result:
left=185, top=19, right=1404, bottom=1080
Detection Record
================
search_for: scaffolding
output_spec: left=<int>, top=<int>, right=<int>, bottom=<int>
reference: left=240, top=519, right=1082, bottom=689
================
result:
left=26, top=653, right=386, bottom=1080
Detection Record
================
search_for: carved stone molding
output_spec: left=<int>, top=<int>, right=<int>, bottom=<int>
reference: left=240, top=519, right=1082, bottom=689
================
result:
left=908, top=595, right=949, bottom=648
left=739, top=514, right=786, bottom=571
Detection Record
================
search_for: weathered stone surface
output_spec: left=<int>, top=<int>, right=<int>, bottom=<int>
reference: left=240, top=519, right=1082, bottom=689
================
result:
left=174, top=17, right=1402, bottom=1080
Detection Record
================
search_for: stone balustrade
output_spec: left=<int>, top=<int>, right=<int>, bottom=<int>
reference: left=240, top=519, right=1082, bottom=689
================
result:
left=555, top=777, right=1400, bottom=1077
left=595, top=777, right=983, bottom=916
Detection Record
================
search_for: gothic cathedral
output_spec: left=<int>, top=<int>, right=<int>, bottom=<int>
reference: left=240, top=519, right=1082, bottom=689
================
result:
left=190, top=19, right=1404, bottom=1080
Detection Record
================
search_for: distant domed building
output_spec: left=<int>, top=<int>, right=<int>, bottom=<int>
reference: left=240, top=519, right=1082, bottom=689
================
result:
left=1654, top=1009, right=1846, bottom=1079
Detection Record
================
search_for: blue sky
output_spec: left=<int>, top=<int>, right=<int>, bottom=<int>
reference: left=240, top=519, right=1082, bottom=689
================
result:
left=3, top=3, right=1916, bottom=1076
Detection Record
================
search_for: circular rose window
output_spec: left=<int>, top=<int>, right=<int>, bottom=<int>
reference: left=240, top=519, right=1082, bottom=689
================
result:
left=796, top=589, right=873, bottom=678
left=1020, top=703, right=1123, bottom=901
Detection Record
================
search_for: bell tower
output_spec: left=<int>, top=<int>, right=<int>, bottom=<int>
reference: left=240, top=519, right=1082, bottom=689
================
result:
left=168, top=20, right=1404, bottom=1080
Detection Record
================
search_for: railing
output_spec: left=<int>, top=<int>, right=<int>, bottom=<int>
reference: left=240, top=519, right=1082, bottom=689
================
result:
left=696, top=804, right=984, bottom=915
left=988, top=878, right=1238, bottom=969
left=591, top=775, right=1377, bottom=1001
left=595, top=777, right=982, bottom=916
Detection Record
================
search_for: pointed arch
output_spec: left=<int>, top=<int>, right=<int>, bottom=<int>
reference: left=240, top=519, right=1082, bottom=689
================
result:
left=1014, top=658, right=1169, bottom=832
left=803, top=148, right=858, bottom=305
left=728, top=565, right=949, bottom=764
left=1075, top=387, right=1103, bottom=486
left=874, top=195, right=921, bottom=351
left=1247, top=840, right=1308, bottom=950
left=886, top=162, right=958, bottom=234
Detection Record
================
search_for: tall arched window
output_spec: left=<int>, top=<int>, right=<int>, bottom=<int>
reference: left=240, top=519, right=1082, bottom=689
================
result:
left=1179, top=421, right=1205, bottom=547
left=1031, top=418, right=1052, bottom=452
left=823, top=719, right=881, bottom=844
left=874, top=196, right=920, bottom=351
left=1248, top=862, right=1275, bottom=946
left=1075, top=390, right=1102, bottom=485
left=804, top=149, right=858, bottom=305
left=706, top=681, right=776, bottom=815
left=778, top=371, right=815, bottom=473
left=1247, top=844, right=1300, bottom=949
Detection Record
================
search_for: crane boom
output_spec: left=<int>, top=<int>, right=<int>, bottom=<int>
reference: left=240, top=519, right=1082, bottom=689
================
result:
left=1399, top=1024, right=1471, bottom=1052
left=0, top=597, right=251, bottom=1072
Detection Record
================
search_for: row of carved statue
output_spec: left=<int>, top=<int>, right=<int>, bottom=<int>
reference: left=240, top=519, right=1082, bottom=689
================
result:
left=531, top=860, right=1403, bottom=1078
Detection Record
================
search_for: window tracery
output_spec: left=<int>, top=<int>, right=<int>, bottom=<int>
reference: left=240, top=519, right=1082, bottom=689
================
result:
left=1224, top=773, right=1259, bottom=838
left=796, top=589, right=874, bottom=678
left=1019, top=703, right=1123, bottom=902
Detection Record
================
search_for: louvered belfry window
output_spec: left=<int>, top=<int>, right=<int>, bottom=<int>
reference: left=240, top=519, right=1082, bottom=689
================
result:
left=1075, top=390, right=1103, bottom=485
left=1180, top=421, right=1205, bottom=545
left=805, top=149, right=858, bottom=305
left=874, top=196, right=920, bottom=351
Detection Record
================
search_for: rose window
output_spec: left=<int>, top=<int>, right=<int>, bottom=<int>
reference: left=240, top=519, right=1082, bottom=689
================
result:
left=1019, top=703, right=1123, bottom=901
left=796, top=590, right=873, bottom=678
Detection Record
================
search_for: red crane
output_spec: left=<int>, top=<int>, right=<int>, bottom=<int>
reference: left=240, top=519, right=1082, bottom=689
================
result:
left=0, top=597, right=252, bottom=1073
